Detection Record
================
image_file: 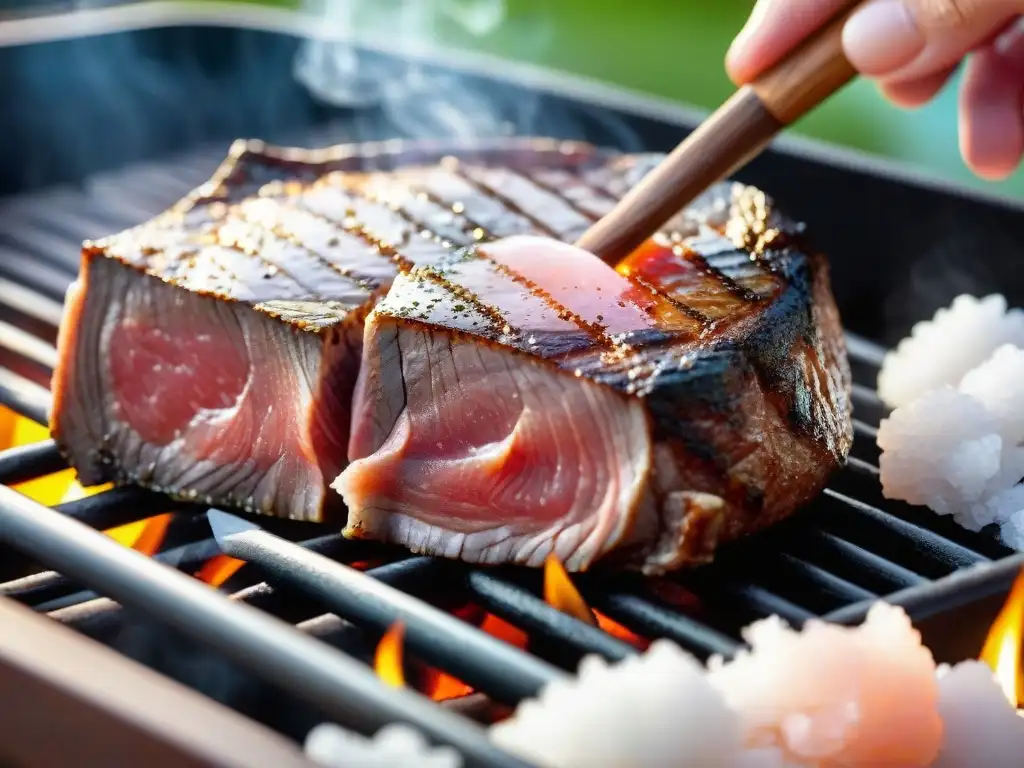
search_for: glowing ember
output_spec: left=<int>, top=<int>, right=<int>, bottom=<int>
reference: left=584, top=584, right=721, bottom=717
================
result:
left=422, top=613, right=527, bottom=701
left=480, top=612, right=529, bottom=649
left=980, top=568, right=1024, bottom=708
left=423, top=669, right=474, bottom=701
left=376, top=622, right=406, bottom=688
left=195, top=554, right=246, bottom=587
left=593, top=613, right=650, bottom=651
left=0, top=404, right=12, bottom=447
left=543, top=555, right=596, bottom=626
left=130, top=513, right=173, bottom=557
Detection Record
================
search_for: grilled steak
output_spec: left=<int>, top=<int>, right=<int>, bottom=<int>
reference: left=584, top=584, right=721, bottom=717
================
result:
left=51, top=138, right=852, bottom=563
left=49, top=138, right=650, bottom=521
left=336, top=186, right=852, bottom=573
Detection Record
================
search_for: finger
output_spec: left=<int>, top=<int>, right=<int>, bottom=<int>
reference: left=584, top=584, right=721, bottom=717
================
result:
left=843, top=0, right=1022, bottom=84
left=726, top=0, right=851, bottom=85
left=878, top=64, right=958, bottom=108
left=959, top=24, right=1024, bottom=179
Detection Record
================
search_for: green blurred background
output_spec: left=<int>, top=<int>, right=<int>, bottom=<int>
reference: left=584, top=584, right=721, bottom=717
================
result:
left=250, top=0, right=1024, bottom=198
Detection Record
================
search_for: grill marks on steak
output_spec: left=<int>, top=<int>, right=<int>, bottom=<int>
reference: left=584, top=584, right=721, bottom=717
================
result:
left=338, top=180, right=852, bottom=572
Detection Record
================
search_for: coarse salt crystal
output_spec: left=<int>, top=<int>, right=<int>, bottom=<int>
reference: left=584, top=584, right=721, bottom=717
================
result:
left=877, top=295, right=1024, bottom=409
left=490, top=639, right=743, bottom=767
left=304, top=722, right=462, bottom=768
left=932, top=661, right=1024, bottom=768
left=878, top=344, right=1024, bottom=544
left=706, top=603, right=943, bottom=766
left=877, top=387, right=1003, bottom=517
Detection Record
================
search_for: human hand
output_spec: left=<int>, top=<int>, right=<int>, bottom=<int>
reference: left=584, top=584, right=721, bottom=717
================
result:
left=726, top=0, right=1024, bottom=180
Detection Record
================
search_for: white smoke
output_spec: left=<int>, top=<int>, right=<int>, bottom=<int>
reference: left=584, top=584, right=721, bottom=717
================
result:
left=293, top=0, right=546, bottom=141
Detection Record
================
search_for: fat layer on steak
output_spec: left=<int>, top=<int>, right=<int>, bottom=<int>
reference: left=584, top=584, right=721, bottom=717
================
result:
left=335, top=190, right=852, bottom=573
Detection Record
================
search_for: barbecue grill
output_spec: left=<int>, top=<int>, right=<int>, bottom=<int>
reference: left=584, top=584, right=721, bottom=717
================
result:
left=2, top=19, right=1024, bottom=768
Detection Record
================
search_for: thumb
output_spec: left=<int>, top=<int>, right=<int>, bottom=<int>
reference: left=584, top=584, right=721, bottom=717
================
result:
left=842, top=0, right=1024, bottom=83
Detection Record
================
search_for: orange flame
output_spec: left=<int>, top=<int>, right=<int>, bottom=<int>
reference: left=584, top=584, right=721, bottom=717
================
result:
left=543, top=554, right=597, bottom=626
left=980, top=568, right=1024, bottom=708
left=480, top=612, right=529, bottom=649
left=375, top=622, right=406, bottom=688
left=1, top=406, right=117, bottom=511
left=195, top=554, right=245, bottom=587
left=130, top=513, right=173, bottom=557
left=594, top=613, right=650, bottom=651
left=420, top=613, right=527, bottom=701
left=542, top=555, right=649, bottom=649
left=423, top=669, right=474, bottom=701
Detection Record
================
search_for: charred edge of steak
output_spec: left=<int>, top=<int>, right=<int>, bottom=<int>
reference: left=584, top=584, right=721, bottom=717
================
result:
left=597, top=185, right=851, bottom=464
left=178, top=137, right=618, bottom=215
left=50, top=253, right=354, bottom=523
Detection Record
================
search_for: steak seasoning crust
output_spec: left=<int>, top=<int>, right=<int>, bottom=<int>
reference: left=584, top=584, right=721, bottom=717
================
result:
left=51, top=138, right=852, bottom=570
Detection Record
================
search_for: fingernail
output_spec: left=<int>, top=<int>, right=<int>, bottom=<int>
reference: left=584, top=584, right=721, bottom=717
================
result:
left=726, top=0, right=774, bottom=81
left=843, top=0, right=925, bottom=76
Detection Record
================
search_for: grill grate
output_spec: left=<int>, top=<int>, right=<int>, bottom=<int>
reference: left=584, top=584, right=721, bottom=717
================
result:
left=0, top=132, right=1021, bottom=766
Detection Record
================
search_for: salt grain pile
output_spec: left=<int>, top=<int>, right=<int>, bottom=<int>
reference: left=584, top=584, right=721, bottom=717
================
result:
left=490, top=602, right=1024, bottom=767
left=490, top=639, right=755, bottom=767
left=305, top=722, right=462, bottom=768
left=876, top=295, right=1024, bottom=546
left=876, top=294, right=1024, bottom=409
left=931, top=661, right=1024, bottom=767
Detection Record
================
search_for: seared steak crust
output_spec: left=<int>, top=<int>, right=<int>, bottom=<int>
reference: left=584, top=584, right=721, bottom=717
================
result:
left=51, top=138, right=851, bottom=551
left=333, top=152, right=852, bottom=572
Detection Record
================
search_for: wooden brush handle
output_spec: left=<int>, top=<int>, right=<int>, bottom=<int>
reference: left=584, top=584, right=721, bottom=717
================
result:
left=751, top=2, right=861, bottom=125
left=576, top=1, right=864, bottom=265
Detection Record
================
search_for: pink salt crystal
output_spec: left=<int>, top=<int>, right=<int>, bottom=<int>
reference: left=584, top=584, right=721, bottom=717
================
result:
left=706, top=603, right=943, bottom=766
left=932, top=661, right=1024, bottom=767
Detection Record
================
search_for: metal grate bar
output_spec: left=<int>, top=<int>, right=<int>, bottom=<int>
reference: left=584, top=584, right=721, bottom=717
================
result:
left=802, top=530, right=927, bottom=591
left=209, top=510, right=568, bottom=705
left=0, top=486, right=533, bottom=768
left=774, top=553, right=878, bottom=605
left=821, top=489, right=988, bottom=571
left=0, top=319, right=59, bottom=371
left=0, top=278, right=64, bottom=329
left=2, top=537, right=223, bottom=607
left=48, top=543, right=426, bottom=641
left=844, top=333, right=887, bottom=367
left=583, top=588, right=740, bottom=658
left=826, top=552, right=1024, bottom=625
left=852, top=419, right=878, bottom=440
left=0, top=249, right=73, bottom=301
left=0, top=367, right=50, bottom=424
left=464, top=570, right=639, bottom=661
left=0, top=440, right=67, bottom=485
left=708, top=583, right=816, bottom=625
left=55, top=486, right=194, bottom=530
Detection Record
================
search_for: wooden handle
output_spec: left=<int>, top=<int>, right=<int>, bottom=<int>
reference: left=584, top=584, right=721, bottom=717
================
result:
left=575, top=1, right=864, bottom=264
left=750, top=2, right=861, bottom=124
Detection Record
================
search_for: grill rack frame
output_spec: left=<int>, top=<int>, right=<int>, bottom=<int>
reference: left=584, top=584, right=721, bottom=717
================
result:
left=0, top=148, right=1019, bottom=761
left=0, top=22, right=1023, bottom=765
